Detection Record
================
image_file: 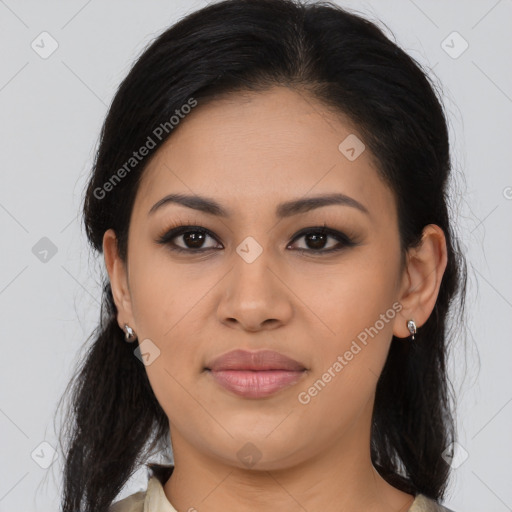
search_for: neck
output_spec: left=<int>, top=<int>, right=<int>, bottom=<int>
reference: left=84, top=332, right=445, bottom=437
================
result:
left=163, top=401, right=414, bottom=512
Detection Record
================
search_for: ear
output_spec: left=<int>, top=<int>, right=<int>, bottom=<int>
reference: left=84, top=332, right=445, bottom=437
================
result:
left=103, top=229, right=136, bottom=332
left=393, top=224, right=448, bottom=339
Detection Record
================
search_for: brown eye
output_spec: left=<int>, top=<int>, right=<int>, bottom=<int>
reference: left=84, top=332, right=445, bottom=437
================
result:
left=157, top=224, right=356, bottom=255
left=288, top=226, right=356, bottom=254
left=157, top=225, right=222, bottom=252
left=180, top=231, right=209, bottom=249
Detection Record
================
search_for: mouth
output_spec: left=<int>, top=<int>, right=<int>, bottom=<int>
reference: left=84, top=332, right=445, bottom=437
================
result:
left=204, top=349, right=307, bottom=399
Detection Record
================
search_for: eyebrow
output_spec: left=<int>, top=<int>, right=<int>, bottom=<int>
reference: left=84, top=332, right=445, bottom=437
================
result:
left=148, top=192, right=369, bottom=218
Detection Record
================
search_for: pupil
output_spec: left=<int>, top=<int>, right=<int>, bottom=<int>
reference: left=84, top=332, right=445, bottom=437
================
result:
left=184, top=232, right=205, bottom=248
left=307, top=233, right=326, bottom=249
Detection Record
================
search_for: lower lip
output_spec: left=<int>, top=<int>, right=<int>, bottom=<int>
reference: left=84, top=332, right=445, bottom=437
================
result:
left=206, top=369, right=306, bottom=398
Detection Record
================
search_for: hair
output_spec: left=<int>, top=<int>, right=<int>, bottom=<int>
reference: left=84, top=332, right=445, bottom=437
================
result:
left=57, top=0, right=467, bottom=510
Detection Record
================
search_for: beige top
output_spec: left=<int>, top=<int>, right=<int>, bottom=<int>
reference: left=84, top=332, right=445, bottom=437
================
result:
left=109, top=473, right=455, bottom=512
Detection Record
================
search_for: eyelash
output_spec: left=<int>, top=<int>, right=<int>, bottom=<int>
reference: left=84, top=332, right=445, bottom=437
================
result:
left=156, top=220, right=358, bottom=256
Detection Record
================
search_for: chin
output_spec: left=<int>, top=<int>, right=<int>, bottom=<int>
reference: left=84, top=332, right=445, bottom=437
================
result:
left=207, top=432, right=309, bottom=472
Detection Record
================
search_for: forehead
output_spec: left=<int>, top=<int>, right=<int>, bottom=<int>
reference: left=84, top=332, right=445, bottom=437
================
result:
left=133, top=86, right=395, bottom=223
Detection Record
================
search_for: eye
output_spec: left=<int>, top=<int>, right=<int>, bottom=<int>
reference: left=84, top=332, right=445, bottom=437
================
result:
left=156, top=224, right=222, bottom=253
left=287, top=225, right=356, bottom=254
left=156, top=223, right=357, bottom=255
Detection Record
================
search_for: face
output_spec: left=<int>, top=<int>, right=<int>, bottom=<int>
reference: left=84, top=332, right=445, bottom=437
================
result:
left=107, top=86, right=410, bottom=471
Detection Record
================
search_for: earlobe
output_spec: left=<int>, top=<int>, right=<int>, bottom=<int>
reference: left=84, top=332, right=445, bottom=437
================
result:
left=102, top=229, right=134, bottom=329
left=393, top=224, right=448, bottom=339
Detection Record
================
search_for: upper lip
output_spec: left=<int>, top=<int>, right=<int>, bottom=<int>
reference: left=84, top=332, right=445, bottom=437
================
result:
left=205, top=349, right=306, bottom=372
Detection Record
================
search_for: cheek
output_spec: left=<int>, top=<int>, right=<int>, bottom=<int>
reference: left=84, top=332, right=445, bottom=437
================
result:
left=294, top=278, right=398, bottom=434
left=128, top=246, right=205, bottom=338
left=130, top=261, right=208, bottom=429
left=127, top=249, right=210, bottom=398
left=306, top=251, right=399, bottom=337
left=300, top=250, right=400, bottom=390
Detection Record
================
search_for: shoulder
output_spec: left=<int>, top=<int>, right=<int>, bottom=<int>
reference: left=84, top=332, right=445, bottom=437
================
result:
left=409, top=494, right=457, bottom=512
left=109, top=489, right=146, bottom=512
left=109, top=463, right=175, bottom=512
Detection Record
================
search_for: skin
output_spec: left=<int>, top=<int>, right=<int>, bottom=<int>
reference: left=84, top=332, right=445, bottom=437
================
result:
left=103, top=86, right=448, bottom=512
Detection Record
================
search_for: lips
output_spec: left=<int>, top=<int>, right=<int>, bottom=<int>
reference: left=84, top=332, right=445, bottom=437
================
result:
left=204, top=349, right=307, bottom=398
left=205, top=349, right=306, bottom=372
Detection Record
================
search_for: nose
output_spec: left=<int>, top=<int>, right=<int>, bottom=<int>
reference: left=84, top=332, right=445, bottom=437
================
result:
left=216, top=250, right=294, bottom=332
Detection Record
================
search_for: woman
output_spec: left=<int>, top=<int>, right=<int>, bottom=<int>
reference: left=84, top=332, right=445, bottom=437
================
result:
left=58, top=0, right=467, bottom=510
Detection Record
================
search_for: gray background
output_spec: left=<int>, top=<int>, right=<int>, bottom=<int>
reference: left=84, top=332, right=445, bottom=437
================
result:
left=0, top=1, right=511, bottom=511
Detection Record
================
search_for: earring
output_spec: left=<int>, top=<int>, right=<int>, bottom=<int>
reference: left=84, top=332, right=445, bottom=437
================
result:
left=124, top=324, right=137, bottom=343
left=406, top=319, right=417, bottom=341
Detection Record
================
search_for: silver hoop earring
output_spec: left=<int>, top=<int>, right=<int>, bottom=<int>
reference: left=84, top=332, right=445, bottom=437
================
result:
left=124, top=324, right=137, bottom=343
left=406, top=319, right=417, bottom=341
